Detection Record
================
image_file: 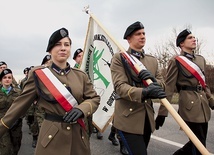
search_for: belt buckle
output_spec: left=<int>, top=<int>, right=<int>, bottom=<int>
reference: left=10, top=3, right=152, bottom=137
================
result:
left=196, top=85, right=202, bottom=92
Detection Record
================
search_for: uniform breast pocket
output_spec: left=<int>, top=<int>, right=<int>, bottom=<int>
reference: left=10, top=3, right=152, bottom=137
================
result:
left=41, top=124, right=59, bottom=148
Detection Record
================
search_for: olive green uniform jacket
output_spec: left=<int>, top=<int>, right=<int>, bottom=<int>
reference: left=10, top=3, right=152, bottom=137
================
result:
left=110, top=48, right=167, bottom=135
left=0, top=86, right=21, bottom=155
left=0, top=63, right=100, bottom=155
left=165, top=51, right=214, bottom=123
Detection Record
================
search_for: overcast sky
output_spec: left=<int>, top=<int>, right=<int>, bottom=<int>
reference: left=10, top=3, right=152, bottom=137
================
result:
left=1, top=0, right=214, bottom=80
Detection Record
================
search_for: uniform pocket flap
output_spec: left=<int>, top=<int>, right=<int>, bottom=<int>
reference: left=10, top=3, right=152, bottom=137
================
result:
left=41, top=124, right=59, bottom=148
left=122, top=108, right=132, bottom=117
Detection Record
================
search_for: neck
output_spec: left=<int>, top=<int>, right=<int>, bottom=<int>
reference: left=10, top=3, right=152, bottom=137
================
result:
left=182, top=47, right=194, bottom=54
left=130, top=45, right=143, bottom=52
left=2, top=85, right=10, bottom=89
left=53, top=61, right=67, bottom=69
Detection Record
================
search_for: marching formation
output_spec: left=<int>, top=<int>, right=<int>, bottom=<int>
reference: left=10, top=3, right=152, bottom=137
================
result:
left=0, top=20, right=213, bottom=155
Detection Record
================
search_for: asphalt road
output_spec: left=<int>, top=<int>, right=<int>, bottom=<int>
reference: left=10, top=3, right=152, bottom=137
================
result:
left=18, top=103, right=214, bottom=155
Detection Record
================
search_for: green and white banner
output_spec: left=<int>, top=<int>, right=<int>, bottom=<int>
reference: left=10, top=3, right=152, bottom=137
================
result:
left=80, top=16, right=120, bottom=132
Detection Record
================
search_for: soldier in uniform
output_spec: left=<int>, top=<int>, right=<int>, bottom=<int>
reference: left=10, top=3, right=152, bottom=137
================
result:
left=110, top=21, right=167, bottom=155
left=0, top=61, right=7, bottom=73
left=41, top=54, right=52, bottom=67
left=19, top=67, right=30, bottom=89
left=0, top=28, right=100, bottom=155
left=0, top=69, right=22, bottom=155
left=165, top=29, right=214, bottom=155
left=73, top=48, right=84, bottom=69
left=0, top=61, right=19, bottom=88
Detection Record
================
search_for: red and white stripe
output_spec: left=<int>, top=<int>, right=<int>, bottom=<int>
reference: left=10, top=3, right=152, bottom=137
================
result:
left=176, top=56, right=206, bottom=88
left=36, top=68, right=78, bottom=111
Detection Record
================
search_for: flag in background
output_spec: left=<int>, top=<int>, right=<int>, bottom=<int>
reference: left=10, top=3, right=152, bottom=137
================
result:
left=80, top=16, right=120, bottom=132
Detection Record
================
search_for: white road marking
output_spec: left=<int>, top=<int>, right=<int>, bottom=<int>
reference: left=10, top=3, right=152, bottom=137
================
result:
left=151, top=135, right=214, bottom=155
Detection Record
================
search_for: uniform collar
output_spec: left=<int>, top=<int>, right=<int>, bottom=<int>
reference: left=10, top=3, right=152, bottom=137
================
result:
left=128, top=48, right=145, bottom=60
left=51, top=62, right=71, bottom=75
left=181, top=51, right=195, bottom=60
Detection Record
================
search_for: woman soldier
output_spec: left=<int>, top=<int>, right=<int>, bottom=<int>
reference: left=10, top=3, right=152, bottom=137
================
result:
left=0, top=69, right=22, bottom=155
left=0, top=28, right=100, bottom=155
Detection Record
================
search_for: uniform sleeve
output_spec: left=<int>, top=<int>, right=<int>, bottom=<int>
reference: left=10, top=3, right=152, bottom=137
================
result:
left=110, top=52, right=142, bottom=103
left=165, top=58, right=178, bottom=102
left=76, top=73, right=100, bottom=118
left=0, top=71, right=37, bottom=137
left=157, top=58, right=178, bottom=117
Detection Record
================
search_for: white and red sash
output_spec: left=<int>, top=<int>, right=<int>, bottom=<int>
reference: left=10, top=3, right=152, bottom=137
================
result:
left=121, top=51, right=148, bottom=86
left=35, top=68, right=85, bottom=129
left=175, top=55, right=206, bottom=88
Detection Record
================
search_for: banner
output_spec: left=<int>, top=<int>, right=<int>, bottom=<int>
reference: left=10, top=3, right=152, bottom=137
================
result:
left=80, top=16, right=120, bottom=132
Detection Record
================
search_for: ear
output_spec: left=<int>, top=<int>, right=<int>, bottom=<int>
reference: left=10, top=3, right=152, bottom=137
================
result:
left=180, top=41, right=184, bottom=48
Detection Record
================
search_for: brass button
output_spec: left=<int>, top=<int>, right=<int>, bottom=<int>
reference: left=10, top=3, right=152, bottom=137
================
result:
left=191, top=101, right=194, bottom=104
left=61, top=72, right=64, bottom=75
left=48, top=135, right=52, bottom=139
left=200, top=95, right=202, bottom=97
left=82, top=136, right=84, bottom=139
left=145, top=100, right=147, bottom=103
left=129, top=108, right=133, bottom=112
left=67, top=126, right=71, bottom=130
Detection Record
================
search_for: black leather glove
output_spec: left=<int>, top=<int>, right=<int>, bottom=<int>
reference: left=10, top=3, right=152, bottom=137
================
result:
left=138, top=69, right=157, bottom=82
left=142, top=83, right=166, bottom=100
left=63, top=108, right=84, bottom=123
left=155, top=115, right=166, bottom=130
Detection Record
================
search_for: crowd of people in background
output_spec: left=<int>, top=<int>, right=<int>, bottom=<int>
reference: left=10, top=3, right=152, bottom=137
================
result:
left=0, top=22, right=213, bottom=155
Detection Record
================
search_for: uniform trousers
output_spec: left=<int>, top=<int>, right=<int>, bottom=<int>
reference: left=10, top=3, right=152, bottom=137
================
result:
left=118, top=114, right=151, bottom=155
left=173, top=121, right=208, bottom=155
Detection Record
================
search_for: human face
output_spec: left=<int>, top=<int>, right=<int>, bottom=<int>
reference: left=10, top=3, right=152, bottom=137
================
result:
left=180, top=34, right=196, bottom=52
left=127, top=29, right=146, bottom=51
left=50, top=37, right=71, bottom=64
left=1, top=74, right=13, bottom=87
left=0, top=64, right=7, bottom=73
left=75, top=52, right=83, bottom=64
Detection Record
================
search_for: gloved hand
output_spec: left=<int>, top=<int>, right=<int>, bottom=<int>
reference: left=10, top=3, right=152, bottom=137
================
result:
left=155, top=115, right=166, bottom=130
left=138, top=69, right=157, bottom=82
left=142, top=83, right=166, bottom=100
left=63, top=108, right=84, bottom=123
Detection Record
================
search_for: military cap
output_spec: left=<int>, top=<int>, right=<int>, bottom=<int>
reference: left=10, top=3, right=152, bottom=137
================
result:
left=0, top=68, right=12, bottom=80
left=0, top=61, right=7, bottom=66
left=41, top=54, right=51, bottom=65
left=23, top=67, right=30, bottom=74
left=123, top=21, right=144, bottom=39
left=29, top=66, right=34, bottom=70
left=73, top=48, right=83, bottom=60
left=46, top=28, right=69, bottom=52
left=176, top=29, right=192, bottom=47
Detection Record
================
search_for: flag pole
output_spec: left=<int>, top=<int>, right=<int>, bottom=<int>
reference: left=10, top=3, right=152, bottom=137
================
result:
left=83, top=6, right=210, bottom=155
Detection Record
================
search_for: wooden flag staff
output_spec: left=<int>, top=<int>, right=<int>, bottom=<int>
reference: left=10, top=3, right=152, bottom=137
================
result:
left=83, top=6, right=210, bottom=155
